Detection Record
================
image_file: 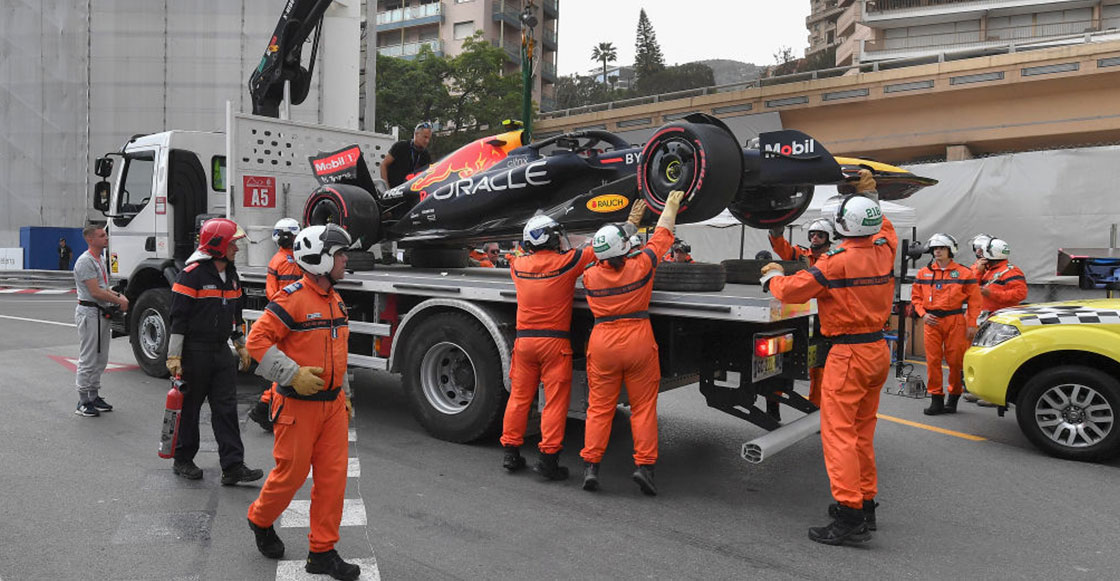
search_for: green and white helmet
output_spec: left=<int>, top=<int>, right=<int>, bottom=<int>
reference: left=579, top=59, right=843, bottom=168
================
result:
left=833, top=195, right=882, bottom=237
left=982, top=238, right=1011, bottom=260
left=592, top=223, right=632, bottom=260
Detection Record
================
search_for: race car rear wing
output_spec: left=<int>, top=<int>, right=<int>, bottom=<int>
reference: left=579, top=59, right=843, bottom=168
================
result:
left=1057, top=247, right=1120, bottom=289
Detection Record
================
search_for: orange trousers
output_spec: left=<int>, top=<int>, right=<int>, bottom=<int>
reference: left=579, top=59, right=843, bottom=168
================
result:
left=580, top=322, right=661, bottom=465
left=923, top=314, right=967, bottom=396
left=501, top=336, right=573, bottom=454
left=808, top=366, right=823, bottom=407
left=820, top=341, right=889, bottom=508
left=248, top=394, right=349, bottom=553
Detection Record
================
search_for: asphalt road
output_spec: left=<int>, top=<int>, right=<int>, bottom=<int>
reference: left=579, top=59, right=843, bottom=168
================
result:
left=1, top=291, right=1118, bottom=580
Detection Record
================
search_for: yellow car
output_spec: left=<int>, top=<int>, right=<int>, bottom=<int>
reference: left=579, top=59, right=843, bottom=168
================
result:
left=964, top=299, right=1120, bottom=461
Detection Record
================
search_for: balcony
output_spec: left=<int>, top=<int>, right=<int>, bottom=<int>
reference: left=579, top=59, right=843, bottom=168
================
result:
left=542, top=28, right=557, bottom=50
left=492, top=1, right=523, bottom=27
left=378, top=39, right=442, bottom=60
left=860, top=18, right=1110, bottom=62
left=376, top=2, right=441, bottom=31
left=542, top=0, right=558, bottom=18
left=807, top=3, right=844, bottom=25
left=864, top=0, right=1098, bottom=27
left=540, top=60, right=557, bottom=83
left=836, top=1, right=861, bottom=36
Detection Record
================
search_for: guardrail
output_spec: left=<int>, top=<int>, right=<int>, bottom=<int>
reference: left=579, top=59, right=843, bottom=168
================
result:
left=0, top=270, right=76, bottom=290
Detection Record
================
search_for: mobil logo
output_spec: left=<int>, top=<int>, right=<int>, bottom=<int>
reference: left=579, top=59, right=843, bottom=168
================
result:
left=763, top=138, right=816, bottom=158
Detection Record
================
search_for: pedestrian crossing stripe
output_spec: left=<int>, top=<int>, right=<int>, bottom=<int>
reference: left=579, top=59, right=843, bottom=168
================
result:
left=308, top=457, right=360, bottom=479
left=279, top=498, right=367, bottom=528
left=996, top=305, right=1120, bottom=326
left=275, top=557, right=381, bottom=580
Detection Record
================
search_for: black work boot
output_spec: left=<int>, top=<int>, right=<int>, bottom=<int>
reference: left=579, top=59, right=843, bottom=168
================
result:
left=247, top=518, right=285, bottom=559
left=502, top=445, right=526, bottom=472
left=306, top=549, right=361, bottom=581
left=173, top=459, right=203, bottom=480
left=829, top=499, right=878, bottom=531
left=944, top=394, right=961, bottom=414
left=923, top=394, right=946, bottom=416
left=534, top=452, right=570, bottom=481
left=809, top=503, right=871, bottom=546
left=632, top=464, right=657, bottom=496
left=221, top=462, right=264, bottom=486
left=582, top=462, right=600, bottom=491
left=248, top=400, right=273, bottom=432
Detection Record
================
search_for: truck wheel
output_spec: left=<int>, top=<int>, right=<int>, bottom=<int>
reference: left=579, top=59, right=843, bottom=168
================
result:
left=1015, top=366, right=1120, bottom=461
left=722, top=259, right=808, bottom=285
left=130, top=288, right=172, bottom=378
left=638, top=121, right=742, bottom=224
left=303, top=184, right=381, bottom=250
left=652, top=262, right=726, bottom=292
left=401, top=312, right=506, bottom=443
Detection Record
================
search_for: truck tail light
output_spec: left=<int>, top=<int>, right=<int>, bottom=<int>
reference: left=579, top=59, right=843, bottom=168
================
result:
left=754, top=332, right=794, bottom=358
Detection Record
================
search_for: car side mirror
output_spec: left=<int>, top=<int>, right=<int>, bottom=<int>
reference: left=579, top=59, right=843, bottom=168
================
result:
left=93, top=181, right=111, bottom=213
left=94, top=157, right=114, bottom=178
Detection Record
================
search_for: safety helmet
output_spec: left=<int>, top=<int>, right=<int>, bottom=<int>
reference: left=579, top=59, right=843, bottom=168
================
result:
left=522, top=215, right=563, bottom=250
left=832, top=195, right=882, bottom=237
left=198, top=218, right=246, bottom=257
left=592, top=223, right=632, bottom=260
left=805, top=218, right=834, bottom=240
left=293, top=224, right=353, bottom=275
left=272, top=218, right=300, bottom=248
left=982, top=238, right=1011, bottom=260
left=970, top=233, right=993, bottom=252
left=927, top=232, right=958, bottom=256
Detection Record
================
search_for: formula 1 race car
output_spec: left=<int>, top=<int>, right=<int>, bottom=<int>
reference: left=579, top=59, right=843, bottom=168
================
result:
left=303, top=113, right=936, bottom=265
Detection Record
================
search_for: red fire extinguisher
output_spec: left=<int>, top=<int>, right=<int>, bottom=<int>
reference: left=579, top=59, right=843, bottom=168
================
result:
left=158, top=377, right=185, bottom=459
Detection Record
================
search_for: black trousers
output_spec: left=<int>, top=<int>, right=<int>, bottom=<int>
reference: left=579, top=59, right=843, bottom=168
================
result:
left=175, top=345, right=245, bottom=470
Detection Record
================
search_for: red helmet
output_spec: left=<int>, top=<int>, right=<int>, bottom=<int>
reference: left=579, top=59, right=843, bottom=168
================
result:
left=198, top=218, right=246, bottom=257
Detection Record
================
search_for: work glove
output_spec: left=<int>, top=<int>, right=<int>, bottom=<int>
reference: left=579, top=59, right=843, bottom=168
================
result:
left=627, top=199, right=648, bottom=226
left=236, top=344, right=252, bottom=372
left=166, top=355, right=183, bottom=377
left=759, top=262, right=785, bottom=292
left=344, top=392, right=354, bottom=419
left=291, top=366, right=325, bottom=396
left=655, top=190, right=686, bottom=232
left=856, top=169, right=879, bottom=201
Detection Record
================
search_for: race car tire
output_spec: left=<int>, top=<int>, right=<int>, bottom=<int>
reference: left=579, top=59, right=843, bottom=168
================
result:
left=303, top=184, right=381, bottom=251
left=722, top=259, right=807, bottom=285
left=130, top=288, right=172, bottom=378
left=343, top=250, right=378, bottom=271
left=400, top=311, right=506, bottom=443
left=1016, top=365, right=1120, bottom=462
left=638, top=121, right=742, bottom=224
left=652, top=262, right=727, bottom=292
left=726, top=185, right=815, bottom=230
left=407, top=247, right=470, bottom=269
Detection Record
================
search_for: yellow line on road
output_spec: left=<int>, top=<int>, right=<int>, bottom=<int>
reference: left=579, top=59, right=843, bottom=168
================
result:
left=876, top=413, right=987, bottom=441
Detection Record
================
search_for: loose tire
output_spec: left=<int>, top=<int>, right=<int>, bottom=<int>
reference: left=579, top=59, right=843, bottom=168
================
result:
left=400, top=312, right=506, bottom=443
left=303, top=184, right=381, bottom=250
left=722, top=259, right=807, bottom=285
left=131, top=288, right=172, bottom=378
left=652, top=262, right=727, bottom=292
left=343, top=250, right=378, bottom=271
left=1015, top=365, right=1120, bottom=461
left=638, top=121, right=742, bottom=224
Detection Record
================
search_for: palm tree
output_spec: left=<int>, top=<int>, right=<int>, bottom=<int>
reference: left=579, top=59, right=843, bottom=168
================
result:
left=591, top=42, right=618, bottom=86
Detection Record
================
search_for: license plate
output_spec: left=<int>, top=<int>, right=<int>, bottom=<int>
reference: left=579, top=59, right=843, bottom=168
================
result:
left=752, top=354, right=782, bottom=382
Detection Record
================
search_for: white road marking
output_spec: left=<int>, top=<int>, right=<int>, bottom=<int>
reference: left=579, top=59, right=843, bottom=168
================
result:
left=279, top=498, right=366, bottom=528
left=348, top=428, right=356, bottom=442
left=0, top=314, right=75, bottom=327
left=34, top=289, right=73, bottom=294
left=308, top=457, right=360, bottom=480
left=275, top=558, right=380, bottom=580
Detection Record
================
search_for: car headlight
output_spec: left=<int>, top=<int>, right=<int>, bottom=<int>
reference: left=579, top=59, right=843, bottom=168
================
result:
left=972, top=322, right=1020, bottom=347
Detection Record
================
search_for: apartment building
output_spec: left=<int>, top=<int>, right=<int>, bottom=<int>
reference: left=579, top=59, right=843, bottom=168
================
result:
left=835, top=0, right=1120, bottom=66
left=375, top=0, right=559, bottom=110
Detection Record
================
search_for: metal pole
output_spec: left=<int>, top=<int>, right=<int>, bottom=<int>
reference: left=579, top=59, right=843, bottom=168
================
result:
left=520, top=1, right=537, bottom=141
left=1110, top=224, right=1118, bottom=298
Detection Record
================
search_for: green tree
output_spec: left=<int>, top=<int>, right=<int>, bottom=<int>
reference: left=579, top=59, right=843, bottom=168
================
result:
left=768, top=45, right=801, bottom=78
left=374, top=47, right=451, bottom=134
left=590, top=42, right=618, bottom=87
left=633, top=9, right=665, bottom=82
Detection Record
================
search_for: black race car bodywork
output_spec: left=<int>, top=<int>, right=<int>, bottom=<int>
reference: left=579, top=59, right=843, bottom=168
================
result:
left=304, top=113, right=936, bottom=251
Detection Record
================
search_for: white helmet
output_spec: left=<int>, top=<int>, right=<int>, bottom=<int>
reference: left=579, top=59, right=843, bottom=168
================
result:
left=927, top=232, right=958, bottom=256
left=522, top=215, right=563, bottom=250
left=805, top=218, right=834, bottom=240
left=272, top=218, right=300, bottom=247
left=293, top=224, right=353, bottom=275
left=592, top=223, right=632, bottom=260
left=832, top=195, right=882, bottom=237
left=982, top=238, right=1011, bottom=260
left=970, top=233, right=993, bottom=253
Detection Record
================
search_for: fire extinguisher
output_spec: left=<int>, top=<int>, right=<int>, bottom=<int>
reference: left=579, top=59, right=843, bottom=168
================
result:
left=158, top=377, right=185, bottom=459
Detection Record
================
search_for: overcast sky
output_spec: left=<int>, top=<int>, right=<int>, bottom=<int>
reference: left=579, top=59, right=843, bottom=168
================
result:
left=555, top=1, right=812, bottom=76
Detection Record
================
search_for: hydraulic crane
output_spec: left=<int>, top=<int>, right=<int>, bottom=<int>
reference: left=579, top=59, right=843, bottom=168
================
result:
left=248, top=0, right=334, bottom=118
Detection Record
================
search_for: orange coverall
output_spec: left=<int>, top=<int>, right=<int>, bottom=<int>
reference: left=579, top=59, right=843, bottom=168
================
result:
left=978, top=261, right=1027, bottom=315
left=246, top=277, right=350, bottom=553
left=580, top=227, right=674, bottom=466
left=501, top=246, right=597, bottom=454
left=769, top=218, right=897, bottom=509
left=260, top=248, right=303, bottom=406
left=911, top=260, right=981, bottom=396
left=769, top=234, right=825, bottom=406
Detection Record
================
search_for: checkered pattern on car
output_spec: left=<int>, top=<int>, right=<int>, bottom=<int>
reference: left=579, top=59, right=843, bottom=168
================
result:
left=996, top=305, right=1120, bottom=326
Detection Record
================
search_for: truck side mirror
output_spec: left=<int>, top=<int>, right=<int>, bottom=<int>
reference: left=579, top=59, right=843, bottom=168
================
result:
left=95, top=157, right=114, bottom=178
left=93, top=181, right=112, bottom=213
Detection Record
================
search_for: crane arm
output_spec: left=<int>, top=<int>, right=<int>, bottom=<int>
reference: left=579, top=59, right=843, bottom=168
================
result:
left=248, top=0, right=334, bottom=117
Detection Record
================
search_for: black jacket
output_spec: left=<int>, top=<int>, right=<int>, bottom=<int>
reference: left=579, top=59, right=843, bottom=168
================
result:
left=170, top=260, right=245, bottom=346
